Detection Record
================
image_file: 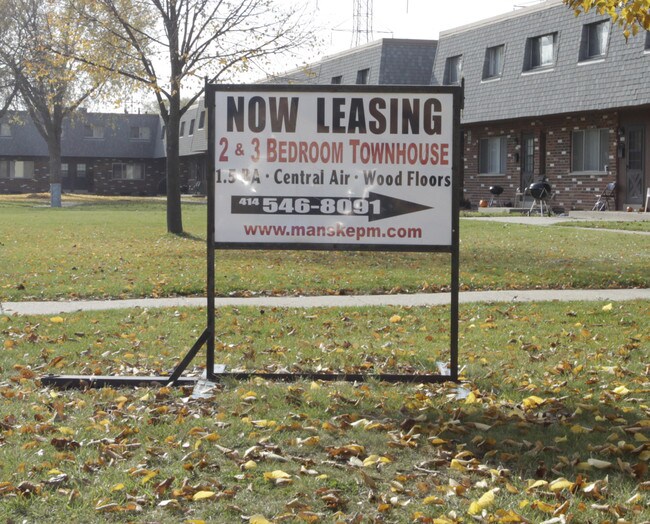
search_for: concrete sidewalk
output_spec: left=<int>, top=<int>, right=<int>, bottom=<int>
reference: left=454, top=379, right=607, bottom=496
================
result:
left=2, top=288, right=648, bottom=316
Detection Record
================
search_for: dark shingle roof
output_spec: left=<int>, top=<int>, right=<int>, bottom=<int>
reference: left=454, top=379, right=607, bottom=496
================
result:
left=0, top=111, right=161, bottom=158
left=431, top=0, right=650, bottom=123
left=262, top=38, right=437, bottom=86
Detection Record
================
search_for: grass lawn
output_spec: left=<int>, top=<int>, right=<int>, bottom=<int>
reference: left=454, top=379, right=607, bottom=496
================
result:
left=555, top=220, right=650, bottom=233
left=1, top=300, right=648, bottom=522
left=1, top=195, right=649, bottom=302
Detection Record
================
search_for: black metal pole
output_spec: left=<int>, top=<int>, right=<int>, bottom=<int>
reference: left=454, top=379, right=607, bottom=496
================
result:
left=449, top=85, right=462, bottom=382
left=205, top=83, right=216, bottom=380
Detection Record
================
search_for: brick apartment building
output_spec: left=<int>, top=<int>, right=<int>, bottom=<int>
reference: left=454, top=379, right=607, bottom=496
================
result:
left=1, top=1, right=648, bottom=210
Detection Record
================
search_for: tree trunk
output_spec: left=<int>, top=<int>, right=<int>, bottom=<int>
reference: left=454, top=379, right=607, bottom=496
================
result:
left=165, top=105, right=184, bottom=234
left=47, top=133, right=63, bottom=208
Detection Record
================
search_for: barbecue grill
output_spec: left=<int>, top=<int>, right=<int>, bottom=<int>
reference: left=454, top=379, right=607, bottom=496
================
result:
left=489, top=185, right=503, bottom=207
left=528, top=181, right=552, bottom=216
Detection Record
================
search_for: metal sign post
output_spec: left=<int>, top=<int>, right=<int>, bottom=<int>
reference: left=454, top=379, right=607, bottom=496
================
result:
left=42, top=83, right=461, bottom=389
left=198, top=84, right=461, bottom=384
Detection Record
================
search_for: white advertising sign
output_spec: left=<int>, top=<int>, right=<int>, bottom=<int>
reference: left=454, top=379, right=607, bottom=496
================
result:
left=212, top=87, right=455, bottom=249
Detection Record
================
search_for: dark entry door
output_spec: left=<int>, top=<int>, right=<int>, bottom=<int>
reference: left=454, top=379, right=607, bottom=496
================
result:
left=520, top=134, right=535, bottom=203
left=626, top=126, right=644, bottom=205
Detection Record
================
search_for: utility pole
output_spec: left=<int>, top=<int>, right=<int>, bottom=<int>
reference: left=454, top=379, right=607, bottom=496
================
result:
left=352, top=0, right=374, bottom=46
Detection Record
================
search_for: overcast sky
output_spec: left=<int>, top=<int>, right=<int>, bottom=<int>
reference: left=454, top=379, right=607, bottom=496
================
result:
left=308, top=0, right=544, bottom=55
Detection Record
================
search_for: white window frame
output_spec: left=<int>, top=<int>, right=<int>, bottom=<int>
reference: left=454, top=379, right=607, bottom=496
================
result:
left=479, top=137, right=507, bottom=175
left=84, top=124, right=104, bottom=139
left=444, top=55, right=463, bottom=85
left=130, top=126, right=151, bottom=140
left=526, top=33, right=556, bottom=70
left=356, top=68, right=369, bottom=85
left=483, top=45, right=505, bottom=80
left=0, top=160, right=35, bottom=179
left=0, top=160, right=11, bottom=178
left=580, top=21, right=610, bottom=61
left=112, top=162, right=144, bottom=180
left=572, top=128, right=609, bottom=172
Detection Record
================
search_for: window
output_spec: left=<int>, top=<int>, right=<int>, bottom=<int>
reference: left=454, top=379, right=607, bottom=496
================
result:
left=78, top=163, right=87, bottom=176
left=161, top=125, right=166, bottom=139
left=645, top=31, right=650, bottom=50
left=189, top=119, right=195, bottom=136
left=0, top=123, right=11, bottom=137
left=580, top=21, right=609, bottom=60
left=112, top=162, right=144, bottom=180
left=84, top=124, right=104, bottom=139
left=179, top=121, right=185, bottom=137
left=0, top=160, right=35, bottom=179
left=525, top=33, right=556, bottom=70
left=572, top=128, right=609, bottom=171
left=198, top=111, right=206, bottom=129
left=331, top=75, right=342, bottom=84
left=61, top=163, right=69, bottom=177
left=479, top=137, right=507, bottom=174
left=356, top=68, right=369, bottom=84
left=129, top=126, right=151, bottom=140
left=483, top=45, right=505, bottom=79
left=0, top=160, right=10, bottom=178
left=444, top=55, right=462, bottom=85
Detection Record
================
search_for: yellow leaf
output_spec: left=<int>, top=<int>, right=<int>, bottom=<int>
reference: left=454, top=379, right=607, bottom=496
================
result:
left=549, top=478, right=575, bottom=492
left=140, top=470, right=158, bottom=484
left=613, top=385, right=630, bottom=396
left=58, top=427, right=75, bottom=435
left=468, top=489, right=496, bottom=515
left=522, top=396, right=545, bottom=409
left=192, top=491, right=216, bottom=501
left=450, top=459, right=467, bottom=471
left=602, top=303, right=613, bottom=311
left=526, top=480, right=548, bottom=491
left=423, top=495, right=444, bottom=505
left=532, top=499, right=557, bottom=513
left=249, top=516, right=272, bottom=524
left=3, top=340, right=14, bottom=349
left=111, top=483, right=125, bottom=492
left=184, top=520, right=206, bottom=524
left=635, top=432, right=649, bottom=442
left=243, top=460, right=257, bottom=470
left=263, top=470, right=291, bottom=481
left=389, top=314, right=402, bottom=323
left=465, top=391, right=478, bottom=404
left=50, top=316, right=65, bottom=324
left=587, top=458, right=612, bottom=469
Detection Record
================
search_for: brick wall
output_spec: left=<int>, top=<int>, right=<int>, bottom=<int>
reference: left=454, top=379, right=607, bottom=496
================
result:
left=87, top=159, right=166, bottom=196
left=462, top=110, right=620, bottom=210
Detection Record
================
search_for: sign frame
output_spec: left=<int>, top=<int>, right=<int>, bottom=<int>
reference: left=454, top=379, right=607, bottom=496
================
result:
left=41, top=83, right=461, bottom=389
left=194, top=83, right=462, bottom=384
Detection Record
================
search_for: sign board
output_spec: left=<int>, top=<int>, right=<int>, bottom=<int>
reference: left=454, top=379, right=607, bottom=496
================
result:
left=210, top=85, right=458, bottom=251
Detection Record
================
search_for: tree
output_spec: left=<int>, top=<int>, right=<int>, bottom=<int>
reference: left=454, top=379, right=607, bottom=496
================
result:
left=563, top=0, right=650, bottom=38
left=67, top=0, right=313, bottom=234
left=0, top=0, right=122, bottom=207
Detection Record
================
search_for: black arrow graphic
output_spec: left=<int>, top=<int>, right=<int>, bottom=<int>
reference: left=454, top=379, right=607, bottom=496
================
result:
left=231, top=193, right=432, bottom=222
left=366, top=192, right=432, bottom=222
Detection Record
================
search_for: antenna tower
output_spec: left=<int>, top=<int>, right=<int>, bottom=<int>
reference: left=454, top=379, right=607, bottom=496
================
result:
left=352, top=0, right=373, bottom=47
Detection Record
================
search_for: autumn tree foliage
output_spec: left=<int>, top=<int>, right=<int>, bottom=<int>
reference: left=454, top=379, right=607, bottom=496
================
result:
left=0, top=0, right=124, bottom=207
left=563, top=0, right=650, bottom=38
left=66, top=0, right=313, bottom=234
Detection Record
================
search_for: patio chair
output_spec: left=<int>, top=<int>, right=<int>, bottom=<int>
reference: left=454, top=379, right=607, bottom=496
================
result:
left=592, top=182, right=616, bottom=211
